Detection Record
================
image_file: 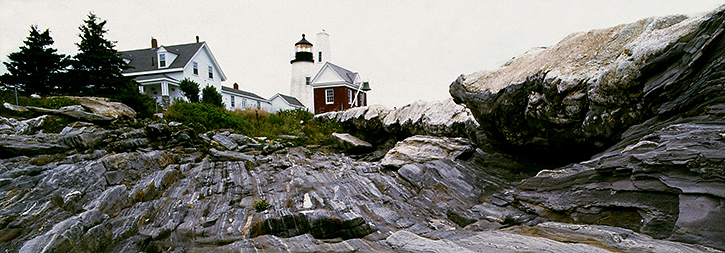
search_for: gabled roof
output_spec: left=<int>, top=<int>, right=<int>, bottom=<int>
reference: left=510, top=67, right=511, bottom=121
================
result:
left=271, top=93, right=305, bottom=107
left=311, top=62, right=358, bottom=85
left=326, top=62, right=358, bottom=84
left=221, top=86, right=267, bottom=101
left=120, top=42, right=227, bottom=81
left=121, top=42, right=203, bottom=73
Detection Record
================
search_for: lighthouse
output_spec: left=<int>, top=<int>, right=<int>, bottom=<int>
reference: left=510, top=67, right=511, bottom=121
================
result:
left=290, top=34, right=315, bottom=110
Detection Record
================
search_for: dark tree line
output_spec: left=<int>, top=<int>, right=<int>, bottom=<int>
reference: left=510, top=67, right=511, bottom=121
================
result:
left=1, top=13, right=154, bottom=116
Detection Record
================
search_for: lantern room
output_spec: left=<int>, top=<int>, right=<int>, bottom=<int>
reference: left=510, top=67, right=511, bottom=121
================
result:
left=291, top=34, right=314, bottom=63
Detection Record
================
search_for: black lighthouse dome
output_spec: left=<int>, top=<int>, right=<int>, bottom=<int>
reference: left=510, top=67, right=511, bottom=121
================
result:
left=291, top=34, right=314, bottom=63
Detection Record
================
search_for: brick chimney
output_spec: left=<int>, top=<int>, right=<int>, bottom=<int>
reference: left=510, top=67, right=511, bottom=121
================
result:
left=233, top=83, right=239, bottom=90
left=196, top=35, right=199, bottom=43
left=152, top=37, right=158, bottom=48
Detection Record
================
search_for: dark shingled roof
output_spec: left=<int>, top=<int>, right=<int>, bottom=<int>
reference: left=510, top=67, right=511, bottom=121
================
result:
left=221, top=86, right=266, bottom=101
left=120, top=42, right=204, bottom=73
left=277, top=93, right=304, bottom=107
left=326, top=62, right=358, bottom=84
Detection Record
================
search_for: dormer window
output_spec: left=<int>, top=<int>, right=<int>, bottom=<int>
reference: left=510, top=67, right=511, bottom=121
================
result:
left=159, top=53, right=166, bottom=67
left=208, top=66, right=213, bottom=79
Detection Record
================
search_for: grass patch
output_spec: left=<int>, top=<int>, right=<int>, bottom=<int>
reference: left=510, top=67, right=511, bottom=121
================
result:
left=0, top=89, right=80, bottom=119
left=164, top=102, right=342, bottom=145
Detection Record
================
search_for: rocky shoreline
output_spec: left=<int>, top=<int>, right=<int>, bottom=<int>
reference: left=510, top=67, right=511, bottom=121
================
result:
left=2, top=4, right=725, bottom=253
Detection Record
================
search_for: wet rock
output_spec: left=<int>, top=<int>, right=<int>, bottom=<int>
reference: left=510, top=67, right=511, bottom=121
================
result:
left=380, top=135, right=473, bottom=168
left=450, top=6, right=725, bottom=163
left=317, top=99, right=479, bottom=144
left=0, top=115, right=49, bottom=135
left=332, top=132, right=373, bottom=153
left=209, top=148, right=255, bottom=162
left=212, top=133, right=238, bottom=150
left=145, top=123, right=170, bottom=141
left=27, top=105, right=114, bottom=123
left=3, top=102, right=27, bottom=112
left=449, top=5, right=725, bottom=250
left=66, top=96, right=136, bottom=118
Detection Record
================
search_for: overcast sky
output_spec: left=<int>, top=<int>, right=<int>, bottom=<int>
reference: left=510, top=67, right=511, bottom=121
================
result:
left=1, top=0, right=723, bottom=108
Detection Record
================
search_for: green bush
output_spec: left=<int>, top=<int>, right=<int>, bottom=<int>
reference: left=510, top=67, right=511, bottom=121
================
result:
left=111, top=85, right=156, bottom=118
left=164, top=103, right=342, bottom=145
left=201, top=86, right=223, bottom=108
left=165, top=102, right=249, bottom=131
left=253, top=199, right=270, bottom=212
left=0, top=89, right=79, bottom=118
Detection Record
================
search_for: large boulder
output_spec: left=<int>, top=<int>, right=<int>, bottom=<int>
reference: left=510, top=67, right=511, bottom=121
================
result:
left=332, top=132, right=373, bottom=153
left=317, top=99, right=479, bottom=143
left=67, top=96, right=136, bottom=119
left=380, top=135, right=473, bottom=168
left=27, top=105, right=114, bottom=123
left=451, top=5, right=725, bottom=250
left=450, top=7, right=725, bottom=163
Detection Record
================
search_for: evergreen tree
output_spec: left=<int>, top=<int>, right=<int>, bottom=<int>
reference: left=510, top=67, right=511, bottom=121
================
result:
left=179, top=78, right=200, bottom=103
left=0, top=25, right=67, bottom=96
left=67, top=12, right=131, bottom=97
left=201, top=85, right=223, bottom=108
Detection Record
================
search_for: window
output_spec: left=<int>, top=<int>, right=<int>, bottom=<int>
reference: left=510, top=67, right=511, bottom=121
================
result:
left=325, top=89, right=334, bottom=104
left=193, top=62, right=198, bottom=75
left=208, top=66, right=213, bottom=79
left=230, top=95, right=235, bottom=108
left=348, top=89, right=353, bottom=105
left=159, top=54, right=166, bottom=67
left=318, top=51, right=322, bottom=62
left=305, top=77, right=311, bottom=85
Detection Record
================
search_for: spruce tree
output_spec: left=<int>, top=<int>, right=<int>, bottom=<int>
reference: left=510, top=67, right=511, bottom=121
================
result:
left=0, top=25, right=67, bottom=96
left=67, top=12, right=131, bottom=97
left=201, top=86, right=223, bottom=108
left=179, top=78, right=200, bottom=103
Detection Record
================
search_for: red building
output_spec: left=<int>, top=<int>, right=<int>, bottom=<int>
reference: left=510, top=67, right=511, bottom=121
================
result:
left=289, top=32, right=370, bottom=114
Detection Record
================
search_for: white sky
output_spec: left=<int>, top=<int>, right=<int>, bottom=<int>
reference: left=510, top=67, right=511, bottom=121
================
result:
left=1, top=0, right=723, bottom=108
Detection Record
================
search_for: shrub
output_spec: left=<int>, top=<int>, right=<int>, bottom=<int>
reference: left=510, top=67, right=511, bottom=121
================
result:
left=179, top=78, right=200, bottom=103
left=165, top=102, right=250, bottom=131
left=164, top=103, right=342, bottom=145
left=111, top=84, right=156, bottom=118
left=253, top=199, right=270, bottom=212
left=201, top=86, right=223, bottom=108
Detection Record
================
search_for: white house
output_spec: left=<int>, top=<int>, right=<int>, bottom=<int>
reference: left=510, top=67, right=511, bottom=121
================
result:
left=222, top=83, right=272, bottom=112
left=269, top=93, right=306, bottom=112
left=120, top=37, right=226, bottom=106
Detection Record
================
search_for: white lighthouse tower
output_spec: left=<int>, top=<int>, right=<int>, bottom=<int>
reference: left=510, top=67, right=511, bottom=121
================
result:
left=315, top=30, right=330, bottom=64
left=290, top=34, right=315, bottom=110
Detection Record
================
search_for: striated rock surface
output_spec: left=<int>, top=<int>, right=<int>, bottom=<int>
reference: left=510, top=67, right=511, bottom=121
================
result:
left=316, top=99, right=479, bottom=144
left=5, top=5, right=725, bottom=253
left=331, top=132, right=373, bottom=153
left=451, top=5, right=725, bottom=250
left=6, top=109, right=708, bottom=252
left=0, top=118, right=518, bottom=252
left=66, top=96, right=136, bottom=119
left=451, top=6, right=725, bottom=162
left=380, top=135, right=473, bottom=168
